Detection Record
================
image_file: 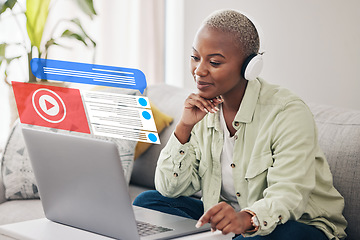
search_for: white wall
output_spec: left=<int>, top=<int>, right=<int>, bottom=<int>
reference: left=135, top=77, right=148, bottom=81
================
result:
left=166, top=0, right=360, bottom=110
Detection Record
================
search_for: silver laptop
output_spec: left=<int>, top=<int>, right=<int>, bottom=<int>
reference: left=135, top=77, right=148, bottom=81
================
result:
left=21, top=127, right=210, bottom=240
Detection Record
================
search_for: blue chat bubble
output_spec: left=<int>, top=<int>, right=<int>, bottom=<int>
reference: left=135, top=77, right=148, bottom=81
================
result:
left=31, top=58, right=147, bottom=94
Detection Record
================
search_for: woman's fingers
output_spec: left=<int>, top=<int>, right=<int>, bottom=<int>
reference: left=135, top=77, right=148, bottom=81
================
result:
left=180, top=93, right=224, bottom=128
left=186, top=94, right=223, bottom=113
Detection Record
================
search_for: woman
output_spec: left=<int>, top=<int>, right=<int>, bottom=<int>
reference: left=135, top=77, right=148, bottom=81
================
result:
left=134, top=9, right=347, bottom=239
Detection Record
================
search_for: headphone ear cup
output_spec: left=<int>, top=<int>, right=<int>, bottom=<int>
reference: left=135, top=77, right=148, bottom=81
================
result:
left=241, top=54, right=263, bottom=81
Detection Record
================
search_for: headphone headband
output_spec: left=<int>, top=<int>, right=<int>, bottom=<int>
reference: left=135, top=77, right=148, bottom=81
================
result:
left=239, top=11, right=265, bottom=54
left=238, top=11, right=265, bottom=81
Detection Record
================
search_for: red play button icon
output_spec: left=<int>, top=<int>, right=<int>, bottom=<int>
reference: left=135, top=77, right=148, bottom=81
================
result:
left=38, top=94, right=60, bottom=117
left=32, top=88, right=66, bottom=123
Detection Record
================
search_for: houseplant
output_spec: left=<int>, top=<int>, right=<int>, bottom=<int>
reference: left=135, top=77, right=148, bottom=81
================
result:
left=0, top=0, right=97, bottom=84
left=0, top=0, right=97, bottom=128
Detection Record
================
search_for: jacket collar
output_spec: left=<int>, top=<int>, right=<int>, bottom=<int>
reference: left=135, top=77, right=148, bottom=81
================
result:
left=234, top=78, right=261, bottom=124
left=207, top=79, right=261, bottom=131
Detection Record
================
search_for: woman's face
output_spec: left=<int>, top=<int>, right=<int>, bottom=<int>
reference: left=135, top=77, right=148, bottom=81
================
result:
left=190, top=25, right=246, bottom=100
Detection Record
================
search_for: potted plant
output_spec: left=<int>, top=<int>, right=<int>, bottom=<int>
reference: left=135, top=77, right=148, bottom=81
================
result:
left=0, top=0, right=97, bottom=126
left=0, top=0, right=97, bottom=84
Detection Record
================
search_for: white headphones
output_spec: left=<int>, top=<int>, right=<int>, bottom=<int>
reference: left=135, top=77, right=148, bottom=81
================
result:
left=239, top=12, right=265, bottom=81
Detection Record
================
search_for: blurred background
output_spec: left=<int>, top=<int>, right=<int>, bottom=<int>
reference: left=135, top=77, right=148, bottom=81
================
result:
left=1, top=0, right=359, bottom=149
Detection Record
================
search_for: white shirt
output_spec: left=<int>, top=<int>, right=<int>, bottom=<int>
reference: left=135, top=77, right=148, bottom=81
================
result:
left=219, top=105, right=240, bottom=212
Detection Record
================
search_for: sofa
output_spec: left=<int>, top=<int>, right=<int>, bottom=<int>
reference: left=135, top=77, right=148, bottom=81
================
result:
left=0, top=84, right=359, bottom=240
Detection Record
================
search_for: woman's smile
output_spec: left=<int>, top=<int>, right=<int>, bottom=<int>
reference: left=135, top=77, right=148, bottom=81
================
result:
left=196, top=80, right=213, bottom=91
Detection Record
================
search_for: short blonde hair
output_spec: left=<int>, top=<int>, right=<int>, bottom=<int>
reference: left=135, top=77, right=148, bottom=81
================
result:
left=203, top=9, right=260, bottom=57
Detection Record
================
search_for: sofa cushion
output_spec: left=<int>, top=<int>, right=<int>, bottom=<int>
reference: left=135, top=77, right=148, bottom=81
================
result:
left=1, top=121, right=39, bottom=200
left=131, top=84, right=193, bottom=189
left=1, top=121, right=137, bottom=200
left=309, top=103, right=360, bottom=240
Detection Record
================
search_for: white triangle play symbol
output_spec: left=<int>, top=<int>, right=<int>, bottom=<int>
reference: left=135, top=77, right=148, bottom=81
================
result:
left=45, top=99, right=55, bottom=110
left=38, top=94, right=60, bottom=116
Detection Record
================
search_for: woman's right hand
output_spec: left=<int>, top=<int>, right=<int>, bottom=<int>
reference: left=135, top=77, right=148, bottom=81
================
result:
left=175, top=93, right=223, bottom=144
left=181, top=93, right=223, bottom=126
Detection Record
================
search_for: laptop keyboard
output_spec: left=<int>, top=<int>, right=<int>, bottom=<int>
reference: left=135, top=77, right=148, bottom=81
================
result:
left=136, top=220, right=173, bottom=237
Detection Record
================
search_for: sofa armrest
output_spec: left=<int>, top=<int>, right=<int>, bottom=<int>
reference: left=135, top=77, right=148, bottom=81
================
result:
left=0, top=144, right=7, bottom=203
left=309, top=103, right=360, bottom=239
left=0, top=171, right=6, bottom=204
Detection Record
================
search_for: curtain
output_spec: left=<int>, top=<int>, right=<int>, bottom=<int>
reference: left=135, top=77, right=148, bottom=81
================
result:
left=97, top=0, right=165, bottom=86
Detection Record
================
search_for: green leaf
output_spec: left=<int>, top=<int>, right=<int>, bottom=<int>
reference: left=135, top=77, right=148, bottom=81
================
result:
left=45, top=38, right=68, bottom=50
left=45, top=38, right=56, bottom=49
left=0, top=0, right=17, bottom=15
left=0, top=43, right=22, bottom=71
left=70, top=18, right=96, bottom=47
left=5, top=54, right=22, bottom=63
left=0, top=43, right=6, bottom=57
left=25, top=0, right=51, bottom=51
left=0, top=43, right=8, bottom=66
left=44, top=38, right=68, bottom=58
left=61, top=29, right=88, bottom=46
left=0, top=42, right=24, bottom=58
left=75, top=0, right=97, bottom=19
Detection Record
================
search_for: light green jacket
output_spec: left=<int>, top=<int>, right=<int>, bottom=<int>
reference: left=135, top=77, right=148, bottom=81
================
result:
left=155, top=79, right=347, bottom=239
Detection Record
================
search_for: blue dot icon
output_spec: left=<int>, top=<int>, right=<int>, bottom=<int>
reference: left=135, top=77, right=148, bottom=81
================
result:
left=142, top=111, right=151, bottom=120
left=138, top=98, right=148, bottom=107
left=148, top=133, right=158, bottom=142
